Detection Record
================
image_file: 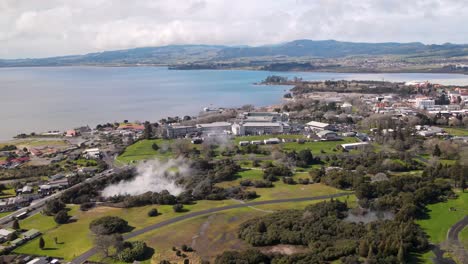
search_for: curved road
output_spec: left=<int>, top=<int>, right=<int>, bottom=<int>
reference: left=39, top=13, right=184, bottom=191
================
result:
left=71, top=192, right=351, bottom=263
left=446, top=216, right=468, bottom=262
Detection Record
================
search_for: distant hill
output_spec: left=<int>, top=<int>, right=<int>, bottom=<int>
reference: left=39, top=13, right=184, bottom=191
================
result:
left=1, top=39, right=468, bottom=67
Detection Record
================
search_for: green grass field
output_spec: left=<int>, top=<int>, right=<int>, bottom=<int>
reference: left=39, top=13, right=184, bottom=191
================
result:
left=416, top=191, right=468, bottom=244
left=128, top=195, right=357, bottom=263
left=0, top=187, right=16, bottom=199
left=281, top=137, right=358, bottom=154
left=216, top=168, right=346, bottom=201
left=443, top=127, right=468, bottom=136
left=13, top=200, right=237, bottom=260
left=116, top=139, right=175, bottom=163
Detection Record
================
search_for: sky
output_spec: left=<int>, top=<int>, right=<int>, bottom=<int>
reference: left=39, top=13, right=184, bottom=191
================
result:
left=1, top=0, right=468, bottom=59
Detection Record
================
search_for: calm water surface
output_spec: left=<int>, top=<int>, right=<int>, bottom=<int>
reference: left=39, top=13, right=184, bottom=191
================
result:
left=1, top=66, right=468, bottom=140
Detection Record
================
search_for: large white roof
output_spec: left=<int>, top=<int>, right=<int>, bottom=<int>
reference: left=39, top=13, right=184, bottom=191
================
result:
left=306, top=121, right=330, bottom=128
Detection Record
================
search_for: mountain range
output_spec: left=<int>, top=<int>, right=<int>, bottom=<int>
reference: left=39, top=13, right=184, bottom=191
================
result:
left=1, top=39, right=468, bottom=67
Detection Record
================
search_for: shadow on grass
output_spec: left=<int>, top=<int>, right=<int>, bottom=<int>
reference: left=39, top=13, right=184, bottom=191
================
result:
left=42, top=247, right=59, bottom=250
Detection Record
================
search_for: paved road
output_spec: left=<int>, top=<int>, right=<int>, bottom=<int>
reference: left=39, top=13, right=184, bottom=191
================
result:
left=446, top=216, right=468, bottom=263
left=0, top=165, right=128, bottom=226
left=71, top=192, right=351, bottom=264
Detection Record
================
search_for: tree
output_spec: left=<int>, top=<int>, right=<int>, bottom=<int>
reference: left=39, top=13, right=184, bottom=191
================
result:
left=152, top=143, right=159, bottom=151
left=397, top=242, right=405, bottom=263
left=39, top=237, right=45, bottom=249
left=173, top=204, right=184, bottom=213
left=43, top=199, right=66, bottom=216
left=143, top=121, right=152, bottom=139
left=359, top=240, right=369, bottom=257
left=148, top=208, right=158, bottom=217
left=90, top=216, right=129, bottom=235
left=257, top=221, right=267, bottom=233
left=433, top=144, right=441, bottom=157
left=12, top=219, right=20, bottom=230
left=95, top=234, right=124, bottom=257
left=54, top=210, right=69, bottom=224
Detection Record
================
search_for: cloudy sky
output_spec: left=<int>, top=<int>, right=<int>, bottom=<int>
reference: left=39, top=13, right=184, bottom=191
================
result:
left=1, top=0, right=468, bottom=59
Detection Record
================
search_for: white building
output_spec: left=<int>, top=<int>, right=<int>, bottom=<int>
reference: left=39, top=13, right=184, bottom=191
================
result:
left=239, top=112, right=289, bottom=122
left=232, top=122, right=286, bottom=136
left=83, top=148, right=101, bottom=159
left=196, top=122, right=232, bottom=133
left=415, top=98, right=435, bottom=109
left=341, top=142, right=370, bottom=150
left=306, top=121, right=334, bottom=131
left=166, top=125, right=197, bottom=138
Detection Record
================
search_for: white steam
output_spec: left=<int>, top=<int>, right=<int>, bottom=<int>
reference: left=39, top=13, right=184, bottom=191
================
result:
left=102, top=158, right=189, bottom=197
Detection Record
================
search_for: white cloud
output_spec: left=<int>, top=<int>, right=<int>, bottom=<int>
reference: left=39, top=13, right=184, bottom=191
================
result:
left=1, top=0, right=468, bottom=58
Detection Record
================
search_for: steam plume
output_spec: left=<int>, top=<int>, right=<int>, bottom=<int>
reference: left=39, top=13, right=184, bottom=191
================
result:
left=102, top=158, right=189, bottom=197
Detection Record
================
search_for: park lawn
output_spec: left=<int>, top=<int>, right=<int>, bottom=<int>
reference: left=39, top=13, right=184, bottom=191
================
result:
left=439, top=159, right=457, bottom=166
left=0, top=211, right=13, bottom=219
left=251, top=182, right=345, bottom=201
left=74, top=158, right=97, bottom=167
left=253, top=194, right=357, bottom=211
left=443, top=127, right=468, bottom=136
left=416, top=191, right=468, bottom=244
left=281, top=137, right=358, bottom=154
left=129, top=196, right=357, bottom=263
left=14, top=200, right=237, bottom=261
left=117, top=139, right=174, bottom=163
left=129, top=207, right=265, bottom=263
left=0, top=187, right=16, bottom=199
left=216, top=169, right=264, bottom=188
left=460, top=227, right=468, bottom=249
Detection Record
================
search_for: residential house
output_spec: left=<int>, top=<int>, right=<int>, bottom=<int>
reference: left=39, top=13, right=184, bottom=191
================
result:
left=306, top=121, right=335, bottom=131
left=22, top=229, right=41, bottom=240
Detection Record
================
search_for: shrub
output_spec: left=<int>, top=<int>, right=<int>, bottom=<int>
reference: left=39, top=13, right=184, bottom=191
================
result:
left=89, top=216, right=129, bottom=235
left=173, top=204, right=184, bottom=213
left=148, top=208, right=159, bottom=217
left=54, top=210, right=69, bottom=224
left=117, top=241, right=147, bottom=262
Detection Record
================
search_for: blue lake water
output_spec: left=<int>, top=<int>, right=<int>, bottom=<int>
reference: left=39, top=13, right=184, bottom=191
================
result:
left=1, top=66, right=468, bottom=140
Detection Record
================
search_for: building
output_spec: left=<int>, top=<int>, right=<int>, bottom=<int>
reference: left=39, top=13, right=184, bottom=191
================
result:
left=196, top=122, right=232, bottom=133
left=22, top=229, right=41, bottom=240
left=306, top=121, right=335, bottom=131
left=341, top=142, right=370, bottom=150
left=317, top=130, right=340, bottom=141
left=232, top=122, right=286, bottom=136
left=27, top=258, right=50, bottom=264
left=341, top=102, right=353, bottom=113
left=21, top=186, right=33, bottom=194
left=117, top=123, right=145, bottom=131
left=264, top=138, right=281, bottom=144
left=166, top=125, right=197, bottom=138
left=65, top=129, right=79, bottom=137
left=83, top=148, right=102, bottom=159
left=239, top=112, right=289, bottom=122
left=414, top=98, right=435, bottom=109
left=11, top=238, right=25, bottom=247
left=0, top=229, right=14, bottom=243
left=239, top=141, right=249, bottom=146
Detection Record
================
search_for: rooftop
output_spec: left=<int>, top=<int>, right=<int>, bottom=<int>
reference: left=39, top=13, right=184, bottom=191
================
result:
left=306, top=121, right=330, bottom=128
